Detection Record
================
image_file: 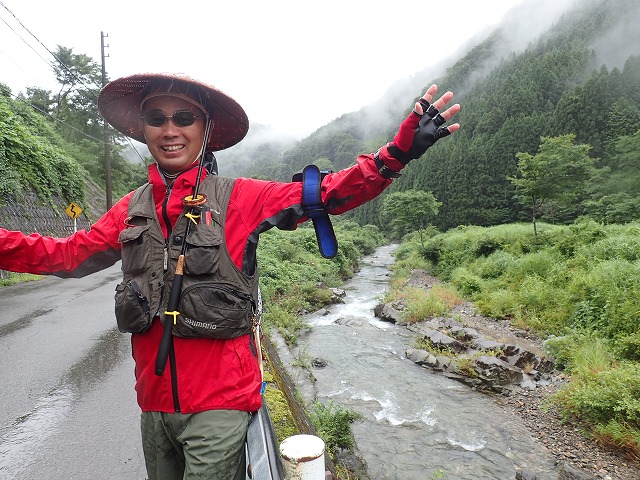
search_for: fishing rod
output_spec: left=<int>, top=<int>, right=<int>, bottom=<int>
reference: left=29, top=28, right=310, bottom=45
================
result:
left=155, top=117, right=213, bottom=376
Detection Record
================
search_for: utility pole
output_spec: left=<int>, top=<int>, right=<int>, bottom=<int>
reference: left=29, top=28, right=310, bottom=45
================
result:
left=101, top=31, right=112, bottom=210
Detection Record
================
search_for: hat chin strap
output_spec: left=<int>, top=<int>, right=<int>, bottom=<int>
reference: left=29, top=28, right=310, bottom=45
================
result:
left=190, top=116, right=213, bottom=199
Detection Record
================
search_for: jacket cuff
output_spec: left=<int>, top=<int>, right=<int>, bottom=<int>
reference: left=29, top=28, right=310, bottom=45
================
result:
left=373, top=144, right=405, bottom=178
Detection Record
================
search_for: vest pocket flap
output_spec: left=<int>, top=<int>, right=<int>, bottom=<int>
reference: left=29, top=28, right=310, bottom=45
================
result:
left=118, top=225, right=151, bottom=243
left=186, top=225, right=223, bottom=247
left=184, top=226, right=223, bottom=276
left=119, top=225, right=151, bottom=274
left=114, top=280, right=152, bottom=334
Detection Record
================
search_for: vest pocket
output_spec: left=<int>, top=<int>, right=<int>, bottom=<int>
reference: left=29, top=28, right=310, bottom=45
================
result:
left=118, top=225, right=151, bottom=274
left=183, top=225, right=222, bottom=276
left=175, top=282, right=254, bottom=338
left=114, top=280, right=153, bottom=333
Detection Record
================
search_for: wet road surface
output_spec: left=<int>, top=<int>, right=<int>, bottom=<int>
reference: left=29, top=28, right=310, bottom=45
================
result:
left=0, top=264, right=147, bottom=480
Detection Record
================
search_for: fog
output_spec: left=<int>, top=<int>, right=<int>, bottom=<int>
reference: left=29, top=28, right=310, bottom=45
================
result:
left=217, top=0, right=596, bottom=175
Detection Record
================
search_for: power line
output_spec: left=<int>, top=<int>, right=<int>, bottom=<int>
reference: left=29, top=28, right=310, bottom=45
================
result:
left=0, top=1, right=101, bottom=101
left=2, top=86, right=147, bottom=165
left=0, top=3, right=57, bottom=73
left=2, top=87, right=105, bottom=144
left=0, top=3, right=148, bottom=166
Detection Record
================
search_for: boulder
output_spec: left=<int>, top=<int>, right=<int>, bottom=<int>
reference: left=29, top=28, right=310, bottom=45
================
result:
left=474, top=356, right=524, bottom=386
left=373, top=303, right=403, bottom=324
left=405, top=348, right=437, bottom=367
left=421, top=328, right=466, bottom=354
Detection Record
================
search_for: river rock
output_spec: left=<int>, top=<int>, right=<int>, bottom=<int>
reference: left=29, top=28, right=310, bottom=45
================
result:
left=435, top=354, right=453, bottom=371
left=474, top=356, right=524, bottom=386
left=557, top=461, right=600, bottom=479
left=330, top=288, right=346, bottom=303
left=335, top=315, right=366, bottom=327
left=393, top=304, right=556, bottom=391
left=405, top=348, right=437, bottom=367
left=420, top=328, right=466, bottom=353
left=373, top=302, right=404, bottom=324
left=516, top=469, right=559, bottom=480
left=449, top=325, right=481, bottom=342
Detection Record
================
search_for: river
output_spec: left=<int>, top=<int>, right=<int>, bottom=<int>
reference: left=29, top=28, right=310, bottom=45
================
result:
left=292, top=244, right=557, bottom=480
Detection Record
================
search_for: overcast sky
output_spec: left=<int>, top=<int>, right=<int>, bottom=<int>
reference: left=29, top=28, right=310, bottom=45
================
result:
left=0, top=0, right=533, bottom=138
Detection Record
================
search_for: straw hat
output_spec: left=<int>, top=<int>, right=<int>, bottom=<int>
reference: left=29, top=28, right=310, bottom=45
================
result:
left=98, top=73, right=249, bottom=151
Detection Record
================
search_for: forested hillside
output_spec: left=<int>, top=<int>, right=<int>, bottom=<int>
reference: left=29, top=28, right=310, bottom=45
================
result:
left=0, top=45, right=147, bottom=222
left=228, top=0, right=640, bottom=232
left=2, top=0, right=639, bottom=235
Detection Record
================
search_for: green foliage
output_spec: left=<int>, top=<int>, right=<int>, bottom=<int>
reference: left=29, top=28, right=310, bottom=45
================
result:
left=552, top=360, right=640, bottom=457
left=263, top=371, right=299, bottom=443
left=509, top=135, right=595, bottom=234
left=587, top=129, right=640, bottom=223
left=544, top=333, right=614, bottom=376
left=257, top=221, right=385, bottom=344
left=0, top=92, right=86, bottom=204
left=398, top=285, right=462, bottom=323
left=614, top=332, right=640, bottom=361
left=381, top=189, right=441, bottom=240
left=429, top=469, right=446, bottom=480
left=397, top=219, right=640, bottom=456
left=2, top=45, right=148, bottom=206
left=416, top=219, right=640, bottom=341
left=309, top=400, right=361, bottom=460
left=0, top=272, right=43, bottom=286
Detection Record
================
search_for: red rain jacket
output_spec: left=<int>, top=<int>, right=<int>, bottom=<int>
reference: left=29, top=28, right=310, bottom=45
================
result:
left=0, top=151, right=399, bottom=413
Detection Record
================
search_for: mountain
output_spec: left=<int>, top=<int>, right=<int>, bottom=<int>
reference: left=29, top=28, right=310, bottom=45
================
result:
left=219, top=0, right=640, bottom=231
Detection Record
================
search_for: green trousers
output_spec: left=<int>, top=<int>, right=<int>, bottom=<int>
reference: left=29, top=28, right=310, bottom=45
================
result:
left=141, top=410, right=249, bottom=480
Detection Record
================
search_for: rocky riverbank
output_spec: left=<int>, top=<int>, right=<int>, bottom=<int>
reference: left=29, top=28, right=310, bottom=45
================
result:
left=375, top=270, right=640, bottom=480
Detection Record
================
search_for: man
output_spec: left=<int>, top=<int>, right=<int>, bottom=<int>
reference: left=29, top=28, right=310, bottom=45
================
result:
left=0, top=73, right=460, bottom=479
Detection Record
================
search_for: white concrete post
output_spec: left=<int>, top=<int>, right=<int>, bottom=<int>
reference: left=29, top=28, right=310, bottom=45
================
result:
left=279, top=434, right=326, bottom=480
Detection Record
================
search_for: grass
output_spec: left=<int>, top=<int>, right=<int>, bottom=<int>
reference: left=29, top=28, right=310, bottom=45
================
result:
left=392, top=219, right=640, bottom=458
left=257, top=222, right=385, bottom=345
left=0, top=271, right=43, bottom=286
left=308, top=400, right=362, bottom=460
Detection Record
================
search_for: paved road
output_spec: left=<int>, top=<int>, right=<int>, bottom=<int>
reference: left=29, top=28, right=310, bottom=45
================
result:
left=0, top=264, right=147, bottom=480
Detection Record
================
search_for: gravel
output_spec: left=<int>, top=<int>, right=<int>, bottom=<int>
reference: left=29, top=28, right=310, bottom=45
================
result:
left=498, top=382, right=640, bottom=480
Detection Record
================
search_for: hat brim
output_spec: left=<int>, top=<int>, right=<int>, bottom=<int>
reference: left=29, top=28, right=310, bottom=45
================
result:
left=98, top=73, right=249, bottom=151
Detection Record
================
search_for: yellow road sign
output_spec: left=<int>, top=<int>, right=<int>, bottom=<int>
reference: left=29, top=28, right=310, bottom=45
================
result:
left=65, top=202, right=83, bottom=219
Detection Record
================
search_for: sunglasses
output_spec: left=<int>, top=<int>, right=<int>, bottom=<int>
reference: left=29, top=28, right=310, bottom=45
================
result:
left=140, top=110, right=204, bottom=128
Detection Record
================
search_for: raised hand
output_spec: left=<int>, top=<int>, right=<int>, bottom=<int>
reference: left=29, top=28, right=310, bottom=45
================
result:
left=388, top=84, right=461, bottom=164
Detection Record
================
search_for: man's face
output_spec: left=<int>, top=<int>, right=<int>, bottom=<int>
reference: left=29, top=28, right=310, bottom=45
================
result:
left=141, top=95, right=207, bottom=174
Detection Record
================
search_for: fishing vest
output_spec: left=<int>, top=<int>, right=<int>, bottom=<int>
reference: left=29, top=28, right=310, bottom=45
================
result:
left=114, top=175, right=259, bottom=339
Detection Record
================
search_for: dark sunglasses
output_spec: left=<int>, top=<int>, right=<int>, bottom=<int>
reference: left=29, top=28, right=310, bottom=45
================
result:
left=140, top=110, right=204, bottom=128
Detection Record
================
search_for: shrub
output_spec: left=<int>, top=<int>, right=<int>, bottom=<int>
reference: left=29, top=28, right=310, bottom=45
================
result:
left=543, top=334, right=579, bottom=370
left=450, top=267, right=484, bottom=297
left=614, top=332, right=640, bottom=362
left=473, top=250, right=518, bottom=279
left=309, top=400, right=361, bottom=460
left=400, top=285, right=462, bottom=323
left=505, top=250, right=562, bottom=281
left=262, top=304, right=306, bottom=345
left=475, top=288, right=520, bottom=320
left=552, top=361, right=640, bottom=457
left=568, top=259, right=640, bottom=337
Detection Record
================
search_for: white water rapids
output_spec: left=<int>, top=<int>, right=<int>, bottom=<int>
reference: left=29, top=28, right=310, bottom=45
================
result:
left=291, top=244, right=557, bottom=480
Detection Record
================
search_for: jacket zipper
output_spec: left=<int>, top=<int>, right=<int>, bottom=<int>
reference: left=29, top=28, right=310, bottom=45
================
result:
left=161, top=183, right=181, bottom=413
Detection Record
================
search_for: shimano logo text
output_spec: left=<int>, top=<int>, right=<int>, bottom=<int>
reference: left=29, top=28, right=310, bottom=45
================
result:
left=184, top=318, right=218, bottom=330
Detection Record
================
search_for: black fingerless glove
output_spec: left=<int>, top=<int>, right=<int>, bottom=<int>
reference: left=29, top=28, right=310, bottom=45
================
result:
left=387, top=99, right=452, bottom=164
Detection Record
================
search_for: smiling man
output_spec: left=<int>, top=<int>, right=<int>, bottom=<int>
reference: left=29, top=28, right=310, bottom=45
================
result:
left=0, top=72, right=460, bottom=480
